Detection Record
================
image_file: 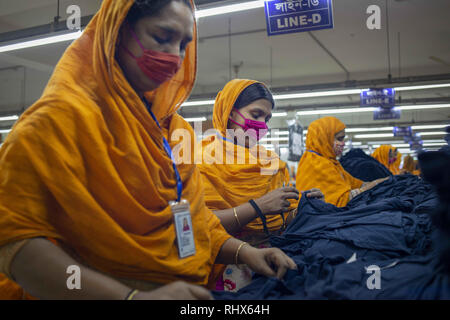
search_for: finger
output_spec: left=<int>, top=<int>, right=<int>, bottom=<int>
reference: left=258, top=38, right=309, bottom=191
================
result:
left=255, top=253, right=277, bottom=278
left=285, top=255, right=297, bottom=270
left=307, top=191, right=323, bottom=198
left=269, top=251, right=289, bottom=279
left=276, top=263, right=288, bottom=280
left=282, top=192, right=300, bottom=200
left=282, top=200, right=291, bottom=207
left=282, top=187, right=299, bottom=194
left=187, top=285, right=214, bottom=300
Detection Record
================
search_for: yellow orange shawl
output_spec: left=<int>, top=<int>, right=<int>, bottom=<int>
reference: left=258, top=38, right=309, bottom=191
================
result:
left=295, top=117, right=363, bottom=207
left=372, top=145, right=400, bottom=175
left=0, top=0, right=231, bottom=297
left=197, top=79, right=296, bottom=232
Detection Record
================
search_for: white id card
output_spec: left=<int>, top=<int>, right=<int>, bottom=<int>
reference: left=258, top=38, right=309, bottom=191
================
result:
left=171, top=199, right=196, bottom=259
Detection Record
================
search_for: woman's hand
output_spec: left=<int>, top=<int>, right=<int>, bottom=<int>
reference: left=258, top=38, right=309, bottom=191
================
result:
left=135, top=281, right=213, bottom=300
left=238, top=245, right=297, bottom=279
left=254, top=187, right=299, bottom=215
left=304, top=188, right=325, bottom=200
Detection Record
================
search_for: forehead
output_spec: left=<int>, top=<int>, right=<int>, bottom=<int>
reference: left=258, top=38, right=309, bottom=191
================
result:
left=240, top=99, right=273, bottom=113
left=137, top=1, right=194, bottom=38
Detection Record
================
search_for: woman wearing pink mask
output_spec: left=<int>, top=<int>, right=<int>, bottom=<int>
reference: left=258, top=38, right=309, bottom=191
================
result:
left=372, top=145, right=401, bottom=175
left=198, top=79, right=324, bottom=292
left=0, top=1, right=298, bottom=300
left=296, top=117, right=388, bottom=207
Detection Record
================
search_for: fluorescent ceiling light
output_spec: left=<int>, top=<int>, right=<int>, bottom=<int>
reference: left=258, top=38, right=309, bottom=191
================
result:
left=411, top=124, right=449, bottom=130
left=419, top=131, right=446, bottom=136
left=355, top=133, right=395, bottom=139
left=395, top=84, right=450, bottom=91
left=274, top=89, right=363, bottom=100
left=272, top=112, right=287, bottom=117
left=364, top=139, right=445, bottom=145
left=297, top=107, right=376, bottom=116
left=0, top=30, right=82, bottom=53
left=297, top=104, right=450, bottom=116
left=184, top=117, right=207, bottom=122
left=182, top=91, right=450, bottom=108
left=0, top=115, right=19, bottom=122
left=423, top=142, right=447, bottom=147
left=397, top=104, right=450, bottom=111
left=181, top=100, right=215, bottom=107
left=345, top=124, right=449, bottom=133
left=355, top=132, right=445, bottom=139
left=271, top=131, right=289, bottom=135
left=397, top=149, right=416, bottom=154
left=196, top=0, right=265, bottom=18
left=346, top=127, right=393, bottom=133
left=260, top=137, right=289, bottom=142
left=373, top=144, right=410, bottom=148
left=0, top=129, right=12, bottom=134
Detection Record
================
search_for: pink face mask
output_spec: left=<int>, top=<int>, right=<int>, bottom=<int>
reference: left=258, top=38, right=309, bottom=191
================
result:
left=229, top=109, right=269, bottom=141
left=334, top=141, right=345, bottom=156
left=389, top=157, right=397, bottom=164
left=122, top=25, right=182, bottom=84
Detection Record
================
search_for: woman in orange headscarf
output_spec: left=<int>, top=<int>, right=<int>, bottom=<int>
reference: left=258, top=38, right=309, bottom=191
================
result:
left=0, top=0, right=296, bottom=300
left=372, top=145, right=400, bottom=175
left=401, top=155, right=421, bottom=175
left=295, top=117, right=388, bottom=207
left=197, top=79, right=323, bottom=291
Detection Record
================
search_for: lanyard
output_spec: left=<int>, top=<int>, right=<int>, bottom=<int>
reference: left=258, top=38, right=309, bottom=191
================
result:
left=220, top=134, right=234, bottom=144
left=307, top=149, right=322, bottom=157
left=144, top=99, right=183, bottom=202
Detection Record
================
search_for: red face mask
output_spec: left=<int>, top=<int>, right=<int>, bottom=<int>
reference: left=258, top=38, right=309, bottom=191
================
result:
left=122, top=25, right=182, bottom=84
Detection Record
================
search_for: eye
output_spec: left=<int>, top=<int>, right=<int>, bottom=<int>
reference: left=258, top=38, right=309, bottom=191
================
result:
left=153, top=35, right=170, bottom=44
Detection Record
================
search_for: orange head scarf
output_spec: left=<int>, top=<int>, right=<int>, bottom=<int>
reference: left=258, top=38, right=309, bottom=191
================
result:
left=372, top=145, right=400, bottom=175
left=295, top=117, right=363, bottom=207
left=197, top=79, right=296, bottom=233
left=0, top=0, right=231, bottom=289
left=402, top=155, right=415, bottom=173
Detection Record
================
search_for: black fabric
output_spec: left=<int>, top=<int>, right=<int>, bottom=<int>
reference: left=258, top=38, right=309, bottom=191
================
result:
left=340, top=148, right=392, bottom=182
left=419, top=149, right=450, bottom=273
left=213, top=170, right=450, bottom=300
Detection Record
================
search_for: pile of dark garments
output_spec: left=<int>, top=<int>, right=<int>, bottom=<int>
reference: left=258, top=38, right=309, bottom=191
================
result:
left=214, top=147, right=450, bottom=300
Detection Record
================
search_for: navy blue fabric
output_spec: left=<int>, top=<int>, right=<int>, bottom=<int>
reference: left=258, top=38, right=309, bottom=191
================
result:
left=340, top=148, right=392, bottom=182
left=419, top=149, right=450, bottom=273
left=213, top=172, right=450, bottom=300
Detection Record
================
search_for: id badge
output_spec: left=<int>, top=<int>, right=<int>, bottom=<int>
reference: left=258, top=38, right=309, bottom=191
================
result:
left=170, top=199, right=196, bottom=259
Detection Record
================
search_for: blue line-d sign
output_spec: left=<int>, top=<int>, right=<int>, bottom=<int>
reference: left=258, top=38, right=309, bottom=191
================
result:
left=264, top=0, right=334, bottom=36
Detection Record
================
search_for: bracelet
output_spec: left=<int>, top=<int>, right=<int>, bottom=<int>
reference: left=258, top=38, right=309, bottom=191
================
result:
left=125, top=289, right=139, bottom=300
left=234, top=242, right=248, bottom=265
left=233, top=207, right=242, bottom=228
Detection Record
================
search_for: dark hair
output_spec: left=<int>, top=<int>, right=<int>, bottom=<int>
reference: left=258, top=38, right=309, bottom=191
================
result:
left=233, top=83, right=275, bottom=110
left=126, top=0, right=192, bottom=26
